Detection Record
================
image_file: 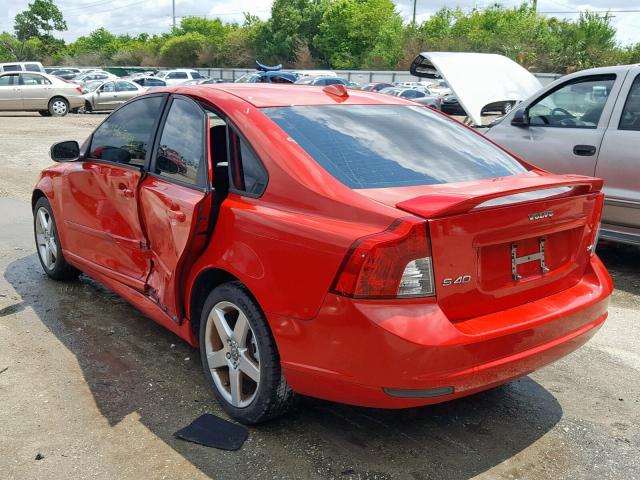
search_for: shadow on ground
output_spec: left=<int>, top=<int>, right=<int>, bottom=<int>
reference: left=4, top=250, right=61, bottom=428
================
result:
left=5, top=253, right=563, bottom=480
left=597, top=242, right=640, bottom=296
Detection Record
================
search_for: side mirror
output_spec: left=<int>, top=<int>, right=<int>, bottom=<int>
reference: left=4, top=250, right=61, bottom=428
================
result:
left=511, top=108, right=529, bottom=127
left=50, top=140, right=80, bottom=162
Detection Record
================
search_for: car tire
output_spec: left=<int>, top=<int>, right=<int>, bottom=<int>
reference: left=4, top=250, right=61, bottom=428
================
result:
left=199, top=281, right=294, bottom=424
left=48, top=97, right=69, bottom=117
left=38, top=110, right=52, bottom=117
left=33, top=197, right=80, bottom=281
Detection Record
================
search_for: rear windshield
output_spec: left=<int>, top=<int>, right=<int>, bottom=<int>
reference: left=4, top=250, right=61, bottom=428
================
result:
left=263, top=105, right=527, bottom=188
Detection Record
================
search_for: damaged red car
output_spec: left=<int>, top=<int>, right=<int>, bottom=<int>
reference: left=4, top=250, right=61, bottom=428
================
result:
left=33, top=84, right=612, bottom=424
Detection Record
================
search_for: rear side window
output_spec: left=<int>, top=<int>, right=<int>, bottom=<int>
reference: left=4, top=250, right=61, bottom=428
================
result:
left=25, top=63, right=41, bottom=72
left=264, top=105, right=527, bottom=189
left=191, top=71, right=204, bottom=79
left=154, top=97, right=205, bottom=187
left=116, top=80, right=138, bottom=92
left=619, top=75, right=640, bottom=131
left=89, top=96, right=165, bottom=167
left=20, top=73, right=50, bottom=85
left=2, top=64, right=21, bottom=72
left=0, top=74, right=17, bottom=86
left=229, top=130, right=268, bottom=195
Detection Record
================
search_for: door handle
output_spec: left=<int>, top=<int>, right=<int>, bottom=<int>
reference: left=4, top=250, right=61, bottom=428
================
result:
left=573, top=145, right=596, bottom=156
left=166, top=209, right=186, bottom=222
left=117, top=183, right=134, bottom=198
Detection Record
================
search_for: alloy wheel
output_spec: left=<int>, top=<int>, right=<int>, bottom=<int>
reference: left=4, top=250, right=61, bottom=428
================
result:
left=35, top=207, right=58, bottom=270
left=204, top=301, right=261, bottom=408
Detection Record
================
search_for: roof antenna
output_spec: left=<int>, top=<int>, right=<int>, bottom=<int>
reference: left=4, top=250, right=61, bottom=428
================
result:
left=323, top=84, right=349, bottom=98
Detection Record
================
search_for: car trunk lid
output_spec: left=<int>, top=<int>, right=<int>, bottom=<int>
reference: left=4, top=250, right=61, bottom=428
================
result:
left=362, top=173, right=604, bottom=320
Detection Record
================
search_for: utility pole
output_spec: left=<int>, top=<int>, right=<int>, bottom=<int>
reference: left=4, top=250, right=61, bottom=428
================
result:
left=412, top=0, right=417, bottom=24
left=172, top=0, right=176, bottom=29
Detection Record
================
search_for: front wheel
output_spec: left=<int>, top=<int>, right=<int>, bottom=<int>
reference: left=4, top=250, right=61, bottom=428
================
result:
left=33, top=197, right=80, bottom=280
left=199, top=282, right=293, bottom=424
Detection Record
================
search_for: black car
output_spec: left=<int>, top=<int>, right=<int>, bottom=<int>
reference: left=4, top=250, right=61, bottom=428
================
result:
left=441, top=94, right=515, bottom=116
left=51, top=68, right=81, bottom=80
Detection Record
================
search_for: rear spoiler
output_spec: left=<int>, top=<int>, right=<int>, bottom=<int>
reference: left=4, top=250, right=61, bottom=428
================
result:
left=396, top=174, right=603, bottom=219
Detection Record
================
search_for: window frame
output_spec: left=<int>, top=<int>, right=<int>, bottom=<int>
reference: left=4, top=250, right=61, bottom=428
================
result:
left=84, top=93, right=169, bottom=171
left=618, top=73, right=640, bottom=132
left=226, top=125, right=269, bottom=198
left=148, top=94, right=210, bottom=192
left=526, top=74, right=617, bottom=129
left=0, top=73, right=18, bottom=86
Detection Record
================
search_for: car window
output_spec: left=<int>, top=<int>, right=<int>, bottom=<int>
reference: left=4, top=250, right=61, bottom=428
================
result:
left=89, top=96, right=165, bottom=167
left=168, top=72, right=188, bottom=79
left=228, top=129, right=268, bottom=195
left=528, top=75, right=616, bottom=129
left=154, top=97, right=205, bottom=186
left=101, top=82, right=115, bottom=92
left=0, top=74, right=18, bottom=86
left=116, top=80, right=138, bottom=92
left=3, top=64, right=21, bottom=72
left=146, top=78, right=165, bottom=86
left=20, top=73, right=50, bottom=85
left=191, top=72, right=204, bottom=79
left=264, top=105, right=527, bottom=189
left=25, top=63, right=41, bottom=72
left=401, top=90, right=419, bottom=98
left=324, top=78, right=345, bottom=86
left=619, top=74, right=640, bottom=131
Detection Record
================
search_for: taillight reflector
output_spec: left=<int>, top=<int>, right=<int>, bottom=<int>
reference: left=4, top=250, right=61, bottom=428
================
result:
left=332, top=218, right=435, bottom=299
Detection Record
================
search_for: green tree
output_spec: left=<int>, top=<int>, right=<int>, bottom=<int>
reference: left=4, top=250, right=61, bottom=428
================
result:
left=159, top=32, right=206, bottom=67
left=14, top=0, right=67, bottom=40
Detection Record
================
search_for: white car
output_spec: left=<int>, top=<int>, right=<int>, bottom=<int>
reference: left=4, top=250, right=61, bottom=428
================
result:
left=72, top=71, right=118, bottom=86
left=155, top=69, right=205, bottom=85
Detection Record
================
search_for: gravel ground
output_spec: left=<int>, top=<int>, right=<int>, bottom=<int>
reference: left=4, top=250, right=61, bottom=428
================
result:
left=0, top=113, right=638, bottom=480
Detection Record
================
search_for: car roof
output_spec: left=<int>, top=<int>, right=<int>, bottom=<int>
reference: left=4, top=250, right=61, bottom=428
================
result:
left=173, top=84, right=414, bottom=108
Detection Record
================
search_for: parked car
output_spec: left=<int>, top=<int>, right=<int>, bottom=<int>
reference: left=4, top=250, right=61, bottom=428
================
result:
left=486, top=64, right=640, bottom=245
left=156, top=69, right=205, bottom=85
left=72, top=71, right=117, bottom=85
left=294, top=76, right=349, bottom=86
left=441, top=94, right=515, bottom=116
left=44, top=67, right=57, bottom=74
left=81, top=79, right=144, bottom=112
left=0, top=71, right=84, bottom=116
left=50, top=68, right=82, bottom=80
left=33, top=84, right=612, bottom=424
left=361, top=82, right=394, bottom=92
left=410, top=94, right=442, bottom=110
left=235, top=71, right=298, bottom=84
left=0, top=61, right=45, bottom=73
left=131, top=76, right=167, bottom=88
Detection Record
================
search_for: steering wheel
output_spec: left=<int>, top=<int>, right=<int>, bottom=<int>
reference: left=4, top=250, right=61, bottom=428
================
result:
left=551, top=107, right=573, bottom=117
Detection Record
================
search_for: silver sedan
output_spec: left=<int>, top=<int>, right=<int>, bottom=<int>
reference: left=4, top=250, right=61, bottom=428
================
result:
left=0, top=71, right=84, bottom=116
left=82, top=80, right=145, bottom=112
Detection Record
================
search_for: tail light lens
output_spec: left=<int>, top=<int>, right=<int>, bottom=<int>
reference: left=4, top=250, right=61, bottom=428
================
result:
left=332, top=218, right=435, bottom=299
left=75, top=86, right=83, bottom=94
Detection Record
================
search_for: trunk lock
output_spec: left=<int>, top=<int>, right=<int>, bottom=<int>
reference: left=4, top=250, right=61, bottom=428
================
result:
left=511, top=238, right=549, bottom=281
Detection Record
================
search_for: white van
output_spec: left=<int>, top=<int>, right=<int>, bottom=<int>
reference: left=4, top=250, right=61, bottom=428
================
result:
left=0, top=61, right=46, bottom=74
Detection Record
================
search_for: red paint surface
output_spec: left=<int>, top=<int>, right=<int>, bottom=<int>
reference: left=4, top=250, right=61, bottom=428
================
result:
left=33, top=84, right=613, bottom=408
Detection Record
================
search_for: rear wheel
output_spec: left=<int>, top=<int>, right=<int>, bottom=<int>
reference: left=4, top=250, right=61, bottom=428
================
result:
left=33, top=197, right=80, bottom=281
left=48, top=97, right=69, bottom=117
left=199, top=282, right=293, bottom=424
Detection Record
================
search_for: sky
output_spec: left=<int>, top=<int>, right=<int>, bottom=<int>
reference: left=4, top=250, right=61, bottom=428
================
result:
left=0, top=0, right=638, bottom=46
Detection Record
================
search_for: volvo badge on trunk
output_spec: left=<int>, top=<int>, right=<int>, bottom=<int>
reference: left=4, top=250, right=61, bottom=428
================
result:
left=528, top=210, right=554, bottom=221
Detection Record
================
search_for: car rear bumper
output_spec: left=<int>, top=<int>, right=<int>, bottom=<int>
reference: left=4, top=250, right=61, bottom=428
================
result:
left=272, top=255, right=612, bottom=408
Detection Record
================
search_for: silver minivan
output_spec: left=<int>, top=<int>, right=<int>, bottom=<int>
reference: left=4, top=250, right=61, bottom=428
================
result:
left=0, top=61, right=45, bottom=74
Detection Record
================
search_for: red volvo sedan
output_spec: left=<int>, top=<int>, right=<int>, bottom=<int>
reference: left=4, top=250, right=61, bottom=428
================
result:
left=33, top=84, right=612, bottom=424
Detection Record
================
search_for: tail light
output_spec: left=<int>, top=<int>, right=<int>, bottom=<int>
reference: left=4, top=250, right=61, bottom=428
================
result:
left=75, top=86, right=83, bottom=94
left=332, top=218, right=435, bottom=299
left=589, top=193, right=605, bottom=255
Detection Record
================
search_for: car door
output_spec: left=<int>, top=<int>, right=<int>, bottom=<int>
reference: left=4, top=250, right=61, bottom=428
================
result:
left=61, top=94, right=167, bottom=289
left=115, top=80, right=141, bottom=103
left=488, top=74, right=621, bottom=176
left=596, top=69, right=640, bottom=235
left=139, top=95, right=212, bottom=321
left=0, top=73, right=22, bottom=110
left=95, top=81, right=117, bottom=110
left=19, top=73, right=51, bottom=109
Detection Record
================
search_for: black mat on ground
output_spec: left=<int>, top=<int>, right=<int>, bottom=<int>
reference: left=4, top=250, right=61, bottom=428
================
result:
left=174, top=413, right=249, bottom=450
